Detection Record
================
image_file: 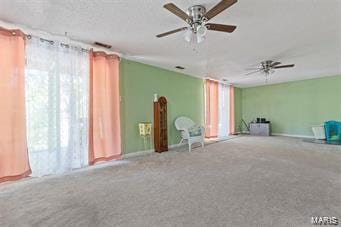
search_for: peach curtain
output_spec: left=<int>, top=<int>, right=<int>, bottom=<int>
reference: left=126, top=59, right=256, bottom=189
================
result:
left=89, top=50, right=121, bottom=165
left=0, top=28, right=31, bottom=183
left=229, top=85, right=235, bottom=135
left=205, top=79, right=219, bottom=138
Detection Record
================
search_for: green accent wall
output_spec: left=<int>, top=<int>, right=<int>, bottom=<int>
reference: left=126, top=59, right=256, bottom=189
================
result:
left=120, top=59, right=204, bottom=154
left=241, top=75, right=341, bottom=136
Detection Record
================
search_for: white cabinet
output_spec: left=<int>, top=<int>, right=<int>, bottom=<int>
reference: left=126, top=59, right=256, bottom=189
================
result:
left=249, top=123, right=271, bottom=136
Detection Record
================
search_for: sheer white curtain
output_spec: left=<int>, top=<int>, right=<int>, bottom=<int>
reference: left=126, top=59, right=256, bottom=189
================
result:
left=25, top=37, right=89, bottom=176
left=218, top=83, right=230, bottom=138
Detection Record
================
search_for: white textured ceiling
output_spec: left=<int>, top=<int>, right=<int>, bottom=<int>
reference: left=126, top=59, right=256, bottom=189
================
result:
left=0, top=0, right=340, bottom=87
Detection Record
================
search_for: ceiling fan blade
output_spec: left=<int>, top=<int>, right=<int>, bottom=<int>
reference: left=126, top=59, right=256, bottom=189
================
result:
left=270, top=61, right=281, bottom=67
left=156, top=27, right=187, bottom=38
left=206, top=23, right=237, bottom=33
left=273, top=64, right=295, bottom=69
left=245, top=69, right=263, bottom=75
left=204, top=0, right=238, bottom=21
left=164, top=3, right=189, bottom=21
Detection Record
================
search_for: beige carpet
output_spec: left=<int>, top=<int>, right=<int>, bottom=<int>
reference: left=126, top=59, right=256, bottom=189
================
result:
left=0, top=136, right=340, bottom=226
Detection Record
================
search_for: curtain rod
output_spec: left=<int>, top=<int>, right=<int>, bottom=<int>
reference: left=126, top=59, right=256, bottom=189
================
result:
left=0, top=22, right=121, bottom=57
left=27, top=34, right=90, bottom=52
left=26, top=34, right=121, bottom=60
left=204, top=77, right=232, bottom=85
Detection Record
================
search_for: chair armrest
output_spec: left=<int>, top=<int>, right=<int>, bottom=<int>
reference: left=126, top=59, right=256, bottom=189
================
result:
left=182, top=128, right=190, bottom=138
left=200, top=126, right=205, bottom=137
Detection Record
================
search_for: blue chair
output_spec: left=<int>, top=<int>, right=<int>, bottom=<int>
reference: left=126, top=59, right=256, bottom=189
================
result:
left=324, top=121, right=341, bottom=142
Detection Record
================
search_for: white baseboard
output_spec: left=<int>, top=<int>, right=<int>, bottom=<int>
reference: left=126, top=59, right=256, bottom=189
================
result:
left=235, top=129, right=314, bottom=139
left=122, top=149, right=154, bottom=159
left=240, top=131, right=250, bottom=134
left=122, top=144, right=179, bottom=159
left=237, top=131, right=314, bottom=139
left=271, top=133, right=315, bottom=139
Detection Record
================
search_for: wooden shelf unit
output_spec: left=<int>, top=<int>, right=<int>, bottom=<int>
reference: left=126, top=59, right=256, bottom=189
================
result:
left=153, top=96, right=168, bottom=153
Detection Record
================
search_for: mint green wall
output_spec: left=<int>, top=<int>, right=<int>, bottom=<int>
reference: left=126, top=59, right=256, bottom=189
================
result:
left=241, top=75, right=341, bottom=136
left=120, top=59, right=204, bottom=154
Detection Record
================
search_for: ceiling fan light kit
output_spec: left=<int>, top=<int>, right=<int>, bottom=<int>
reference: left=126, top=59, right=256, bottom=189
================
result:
left=183, top=27, right=206, bottom=44
left=156, top=0, right=238, bottom=44
left=197, top=24, right=208, bottom=37
left=246, top=60, right=295, bottom=77
left=196, top=33, right=206, bottom=44
left=184, top=28, right=192, bottom=42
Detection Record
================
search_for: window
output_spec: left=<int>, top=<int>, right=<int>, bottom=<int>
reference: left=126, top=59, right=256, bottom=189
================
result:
left=25, top=38, right=89, bottom=176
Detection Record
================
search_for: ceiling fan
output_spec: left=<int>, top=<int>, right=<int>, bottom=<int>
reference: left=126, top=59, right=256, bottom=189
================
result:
left=246, top=60, right=295, bottom=76
left=156, top=0, right=238, bottom=43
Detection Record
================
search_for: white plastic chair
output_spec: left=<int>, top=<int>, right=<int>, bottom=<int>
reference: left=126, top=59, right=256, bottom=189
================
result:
left=174, top=116, right=204, bottom=152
